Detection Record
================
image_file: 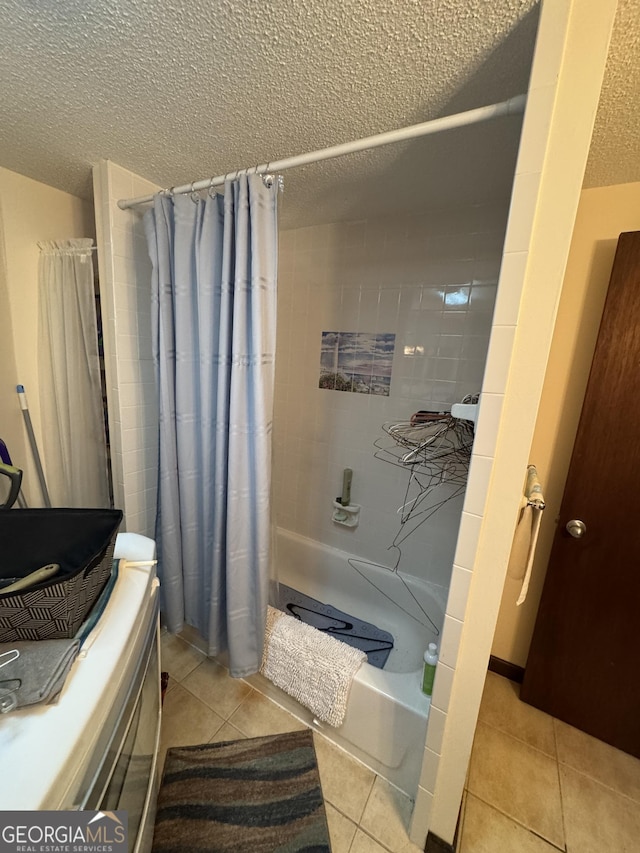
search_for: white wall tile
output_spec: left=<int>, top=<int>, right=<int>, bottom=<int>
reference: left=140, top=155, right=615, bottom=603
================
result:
left=525, top=2, right=570, bottom=90
left=503, top=171, right=541, bottom=254
left=446, top=565, right=472, bottom=622
left=340, top=289, right=361, bottom=329
left=419, top=747, right=441, bottom=793
left=462, top=455, right=493, bottom=518
left=516, top=84, right=556, bottom=176
left=421, top=286, right=445, bottom=310
left=431, top=662, right=455, bottom=713
left=453, top=510, right=482, bottom=570
left=358, top=288, right=379, bottom=329
left=425, top=706, right=447, bottom=756
left=377, top=288, right=401, bottom=330
left=274, top=202, right=509, bottom=593
left=112, top=225, right=136, bottom=260
left=132, top=175, right=161, bottom=198
left=409, top=787, right=433, bottom=846
left=473, top=392, right=504, bottom=457
left=94, top=161, right=160, bottom=527
left=108, top=166, right=134, bottom=202
left=439, top=615, right=464, bottom=668
left=481, top=325, right=516, bottom=394
left=492, top=251, right=527, bottom=326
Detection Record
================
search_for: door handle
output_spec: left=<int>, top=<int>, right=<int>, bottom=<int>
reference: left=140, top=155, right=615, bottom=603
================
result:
left=566, top=519, right=586, bottom=539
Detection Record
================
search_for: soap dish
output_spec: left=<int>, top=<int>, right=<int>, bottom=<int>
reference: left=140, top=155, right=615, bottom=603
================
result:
left=332, top=500, right=360, bottom=528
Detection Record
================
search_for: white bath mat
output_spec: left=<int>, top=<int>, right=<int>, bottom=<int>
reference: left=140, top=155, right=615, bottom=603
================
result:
left=260, top=605, right=366, bottom=727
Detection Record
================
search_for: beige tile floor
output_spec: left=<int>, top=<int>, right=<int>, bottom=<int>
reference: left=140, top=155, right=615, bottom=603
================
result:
left=457, top=671, right=640, bottom=853
left=160, top=631, right=423, bottom=853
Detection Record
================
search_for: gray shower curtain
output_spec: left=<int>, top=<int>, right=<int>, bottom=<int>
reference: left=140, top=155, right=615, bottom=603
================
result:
left=144, top=175, right=278, bottom=677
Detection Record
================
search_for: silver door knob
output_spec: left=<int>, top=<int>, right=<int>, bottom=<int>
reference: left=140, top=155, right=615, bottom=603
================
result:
left=566, top=519, right=586, bottom=538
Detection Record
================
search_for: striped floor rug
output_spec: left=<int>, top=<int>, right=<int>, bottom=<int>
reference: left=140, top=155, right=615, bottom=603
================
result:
left=152, top=729, right=331, bottom=852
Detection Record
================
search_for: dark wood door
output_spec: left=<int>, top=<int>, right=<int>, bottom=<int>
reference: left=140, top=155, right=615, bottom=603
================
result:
left=521, top=231, right=640, bottom=757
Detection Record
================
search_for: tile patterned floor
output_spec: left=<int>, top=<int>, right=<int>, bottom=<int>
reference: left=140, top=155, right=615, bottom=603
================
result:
left=456, top=671, right=640, bottom=852
left=161, top=634, right=640, bottom=853
left=160, top=631, right=423, bottom=853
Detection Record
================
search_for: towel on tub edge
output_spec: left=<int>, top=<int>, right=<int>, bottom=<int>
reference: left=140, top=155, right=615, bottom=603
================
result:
left=260, top=605, right=366, bottom=728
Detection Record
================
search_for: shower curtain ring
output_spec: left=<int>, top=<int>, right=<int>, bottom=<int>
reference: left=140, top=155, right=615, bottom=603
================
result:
left=262, top=170, right=274, bottom=189
left=207, top=178, right=217, bottom=198
left=189, top=181, right=200, bottom=203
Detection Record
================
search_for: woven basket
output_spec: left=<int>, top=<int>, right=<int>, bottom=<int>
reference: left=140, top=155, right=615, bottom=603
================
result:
left=0, top=508, right=123, bottom=642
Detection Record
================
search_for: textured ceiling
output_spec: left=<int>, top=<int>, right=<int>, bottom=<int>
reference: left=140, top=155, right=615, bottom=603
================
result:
left=583, top=0, right=640, bottom=189
left=0, top=1, right=635, bottom=228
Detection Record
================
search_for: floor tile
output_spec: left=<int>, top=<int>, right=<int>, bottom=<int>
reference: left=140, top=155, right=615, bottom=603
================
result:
left=312, top=733, right=376, bottom=824
left=467, top=722, right=564, bottom=848
left=350, top=828, right=391, bottom=853
left=560, top=764, right=640, bottom=853
left=160, top=632, right=206, bottom=682
left=459, top=794, right=563, bottom=853
left=228, top=688, right=307, bottom=738
left=208, top=721, right=247, bottom=744
left=478, top=672, right=556, bottom=757
left=158, top=683, right=225, bottom=771
left=182, top=657, right=252, bottom=719
left=555, top=719, right=640, bottom=803
left=359, top=777, right=422, bottom=853
left=324, top=803, right=357, bottom=853
left=164, top=675, right=177, bottom=695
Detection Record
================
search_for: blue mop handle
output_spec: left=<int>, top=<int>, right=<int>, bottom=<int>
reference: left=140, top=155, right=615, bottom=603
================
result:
left=17, top=385, right=51, bottom=507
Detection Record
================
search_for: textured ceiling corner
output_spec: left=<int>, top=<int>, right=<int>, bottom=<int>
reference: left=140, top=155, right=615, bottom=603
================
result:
left=583, top=0, right=640, bottom=189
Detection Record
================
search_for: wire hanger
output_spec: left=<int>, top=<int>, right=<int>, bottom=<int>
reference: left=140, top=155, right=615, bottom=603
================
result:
left=347, top=394, right=479, bottom=636
left=0, top=649, right=20, bottom=713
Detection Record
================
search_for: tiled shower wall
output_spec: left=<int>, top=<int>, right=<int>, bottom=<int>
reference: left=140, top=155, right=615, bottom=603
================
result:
left=274, top=202, right=509, bottom=593
left=93, top=160, right=159, bottom=535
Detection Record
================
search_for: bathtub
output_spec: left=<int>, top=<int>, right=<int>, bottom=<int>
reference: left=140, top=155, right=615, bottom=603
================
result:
left=248, top=527, right=445, bottom=797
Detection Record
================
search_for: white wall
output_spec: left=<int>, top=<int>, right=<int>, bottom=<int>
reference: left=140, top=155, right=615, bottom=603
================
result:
left=0, top=166, right=94, bottom=504
left=275, top=205, right=508, bottom=597
left=0, top=201, right=27, bottom=499
left=93, top=161, right=159, bottom=534
left=414, top=0, right=618, bottom=845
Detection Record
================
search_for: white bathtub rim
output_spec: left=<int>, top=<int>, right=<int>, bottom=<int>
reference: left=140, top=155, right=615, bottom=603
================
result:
left=275, top=526, right=446, bottom=672
left=354, top=659, right=432, bottom=716
left=275, top=525, right=447, bottom=610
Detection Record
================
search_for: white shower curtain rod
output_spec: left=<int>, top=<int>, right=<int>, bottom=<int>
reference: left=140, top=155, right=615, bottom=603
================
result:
left=117, top=94, right=527, bottom=210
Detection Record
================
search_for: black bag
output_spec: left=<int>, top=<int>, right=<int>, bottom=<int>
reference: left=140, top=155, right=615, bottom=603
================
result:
left=0, top=508, right=123, bottom=642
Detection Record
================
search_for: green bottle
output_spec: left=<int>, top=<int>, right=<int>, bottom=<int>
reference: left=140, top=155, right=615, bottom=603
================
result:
left=422, top=643, right=438, bottom=696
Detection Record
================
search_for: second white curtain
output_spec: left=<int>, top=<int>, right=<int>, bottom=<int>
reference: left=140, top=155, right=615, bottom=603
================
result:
left=38, top=239, right=110, bottom=507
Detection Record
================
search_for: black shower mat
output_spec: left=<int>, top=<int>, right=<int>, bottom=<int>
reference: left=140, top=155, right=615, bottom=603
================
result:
left=277, top=583, right=394, bottom=669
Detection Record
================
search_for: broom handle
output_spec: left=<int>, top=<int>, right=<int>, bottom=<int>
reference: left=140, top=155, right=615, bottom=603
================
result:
left=17, top=385, right=51, bottom=507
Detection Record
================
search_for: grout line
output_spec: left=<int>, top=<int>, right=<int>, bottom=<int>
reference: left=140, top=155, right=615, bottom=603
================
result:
left=557, top=760, right=640, bottom=808
left=346, top=820, right=398, bottom=853
left=552, top=719, right=568, bottom=851
left=475, top=716, right=557, bottom=760
left=358, top=772, right=377, bottom=824
left=468, top=792, right=566, bottom=852
left=553, top=718, right=640, bottom=807
left=207, top=717, right=227, bottom=744
left=169, top=671, right=252, bottom=723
